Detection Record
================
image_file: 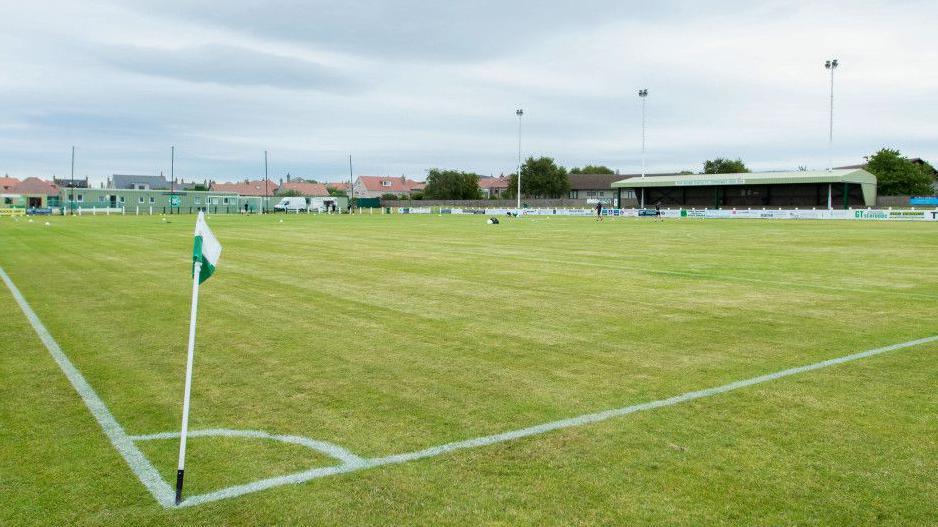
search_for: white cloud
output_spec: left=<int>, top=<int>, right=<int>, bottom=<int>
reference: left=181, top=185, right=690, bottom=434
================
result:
left=0, top=0, right=935, bottom=184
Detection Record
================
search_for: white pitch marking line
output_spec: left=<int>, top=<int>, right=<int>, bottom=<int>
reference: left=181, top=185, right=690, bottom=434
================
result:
left=5, top=259, right=936, bottom=509
left=178, top=334, right=937, bottom=508
left=130, top=428, right=366, bottom=467
left=0, top=266, right=176, bottom=507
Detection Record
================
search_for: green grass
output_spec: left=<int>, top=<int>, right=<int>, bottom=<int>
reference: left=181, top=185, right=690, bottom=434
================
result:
left=1, top=213, right=936, bottom=525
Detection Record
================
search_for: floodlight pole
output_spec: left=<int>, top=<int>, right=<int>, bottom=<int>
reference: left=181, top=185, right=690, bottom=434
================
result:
left=825, top=59, right=838, bottom=171
left=70, top=146, right=75, bottom=215
left=264, top=150, right=269, bottom=214
left=639, top=89, right=648, bottom=178
left=349, top=154, right=354, bottom=211
left=516, top=108, right=523, bottom=210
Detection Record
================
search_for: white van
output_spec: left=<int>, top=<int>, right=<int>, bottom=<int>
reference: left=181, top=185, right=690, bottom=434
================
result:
left=273, top=196, right=339, bottom=213
left=274, top=197, right=309, bottom=212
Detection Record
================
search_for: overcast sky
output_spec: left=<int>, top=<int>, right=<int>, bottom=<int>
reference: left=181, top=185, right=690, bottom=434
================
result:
left=1, top=0, right=936, bottom=185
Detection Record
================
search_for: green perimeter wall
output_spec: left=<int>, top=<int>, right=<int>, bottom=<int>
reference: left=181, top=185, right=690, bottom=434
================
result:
left=59, top=189, right=347, bottom=214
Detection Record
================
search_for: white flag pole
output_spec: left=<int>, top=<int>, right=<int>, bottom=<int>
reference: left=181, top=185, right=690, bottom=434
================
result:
left=175, top=260, right=202, bottom=505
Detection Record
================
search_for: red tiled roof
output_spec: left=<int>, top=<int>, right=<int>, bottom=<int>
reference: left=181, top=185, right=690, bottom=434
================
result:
left=325, top=182, right=349, bottom=191
left=13, top=177, right=59, bottom=195
left=478, top=176, right=509, bottom=189
left=0, top=176, right=19, bottom=191
left=357, top=176, right=424, bottom=193
left=280, top=181, right=329, bottom=196
left=567, top=173, right=631, bottom=190
left=210, top=180, right=278, bottom=196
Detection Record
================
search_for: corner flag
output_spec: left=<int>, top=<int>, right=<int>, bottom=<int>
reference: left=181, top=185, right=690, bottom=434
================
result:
left=176, top=212, right=222, bottom=505
left=193, top=212, right=221, bottom=284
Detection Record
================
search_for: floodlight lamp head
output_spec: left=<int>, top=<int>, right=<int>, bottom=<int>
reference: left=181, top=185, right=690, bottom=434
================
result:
left=516, top=109, right=524, bottom=117
left=831, top=59, right=839, bottom=68
left=825, top=60, right=831, bottom=69
left=638, top=89, right=648, bottom=97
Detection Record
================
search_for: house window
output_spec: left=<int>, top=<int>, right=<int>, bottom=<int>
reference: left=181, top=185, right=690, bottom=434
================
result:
left=119, top=196, right=125, bottom=203
left=194, top=198, right=201, bottom=205
left=138, top=196, right=145, bottom=204
left=381, top=180, right=391, bottom=187
left=587, top=191, right=596, bottom=197
left=99, top=195, right=108, bottom=203
left=3, top=197, right=11, bottom=205
left=77, top=194, right=83, bottom=202
left=223, top=198, right=229, bottom=204
left=149, top=197, right=155, bottom=204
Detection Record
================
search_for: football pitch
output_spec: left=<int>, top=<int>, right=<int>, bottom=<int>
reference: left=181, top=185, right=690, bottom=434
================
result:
left=1, top=214, right=936, bottom=525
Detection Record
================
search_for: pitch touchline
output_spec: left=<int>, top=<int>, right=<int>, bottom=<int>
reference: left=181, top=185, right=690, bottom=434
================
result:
left=4, top=264, right=936, bottom=509
left=176, top=333, right=938, bottom=507
left=0, top=266, right=176, bottom=507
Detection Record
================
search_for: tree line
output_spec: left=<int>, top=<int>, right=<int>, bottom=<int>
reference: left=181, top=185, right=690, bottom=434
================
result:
left=378, top=148, right=935, bottom=200
left=399, top=157, right=759, bottom=200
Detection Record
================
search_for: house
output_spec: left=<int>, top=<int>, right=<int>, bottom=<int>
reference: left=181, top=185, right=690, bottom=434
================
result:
left=478, top=175, right=510, bottom=198
left=353, top=176, right=425, bottom=198
left=278, top=181, right=330, bottom=197
left=0, top=175, right=19, bottom=192
left=13, top=177, right=60, bottom=208
left=210, top=179, right=279, bottom=197
left=567, top=173, right=631, bottom=204
left=110, top=174, right=172, bottom=190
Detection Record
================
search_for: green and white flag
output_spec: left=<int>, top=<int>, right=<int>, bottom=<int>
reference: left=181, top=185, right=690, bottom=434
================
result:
left=192, top=212, right=221, bottom=284
left=177, top=211, right=222, bottom=504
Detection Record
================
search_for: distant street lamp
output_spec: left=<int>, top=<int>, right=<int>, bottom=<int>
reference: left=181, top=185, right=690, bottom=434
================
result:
left=824, top=59, right=839, bottom=172
left=638, top=89, right=648, bottom=178
left=516, top=108, right=524, bottom=210
left=638, top=89, right=648, bottom=209
left=70, top=146, right=75, bottom=215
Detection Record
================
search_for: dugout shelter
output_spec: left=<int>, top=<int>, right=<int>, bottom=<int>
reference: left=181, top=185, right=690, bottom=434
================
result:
left=612, top=169, right=877, bottom=209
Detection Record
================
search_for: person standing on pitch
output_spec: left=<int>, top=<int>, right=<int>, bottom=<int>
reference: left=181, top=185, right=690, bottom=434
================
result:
left=655, top=201, right=662, bottom=222
left=596, top=201, right=604, bottom=222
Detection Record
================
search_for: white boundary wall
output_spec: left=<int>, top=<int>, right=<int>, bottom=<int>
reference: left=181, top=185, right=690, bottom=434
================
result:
left=666, top=208, right=938, bottom=221
left=444, top=207, right=938, bottom=221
